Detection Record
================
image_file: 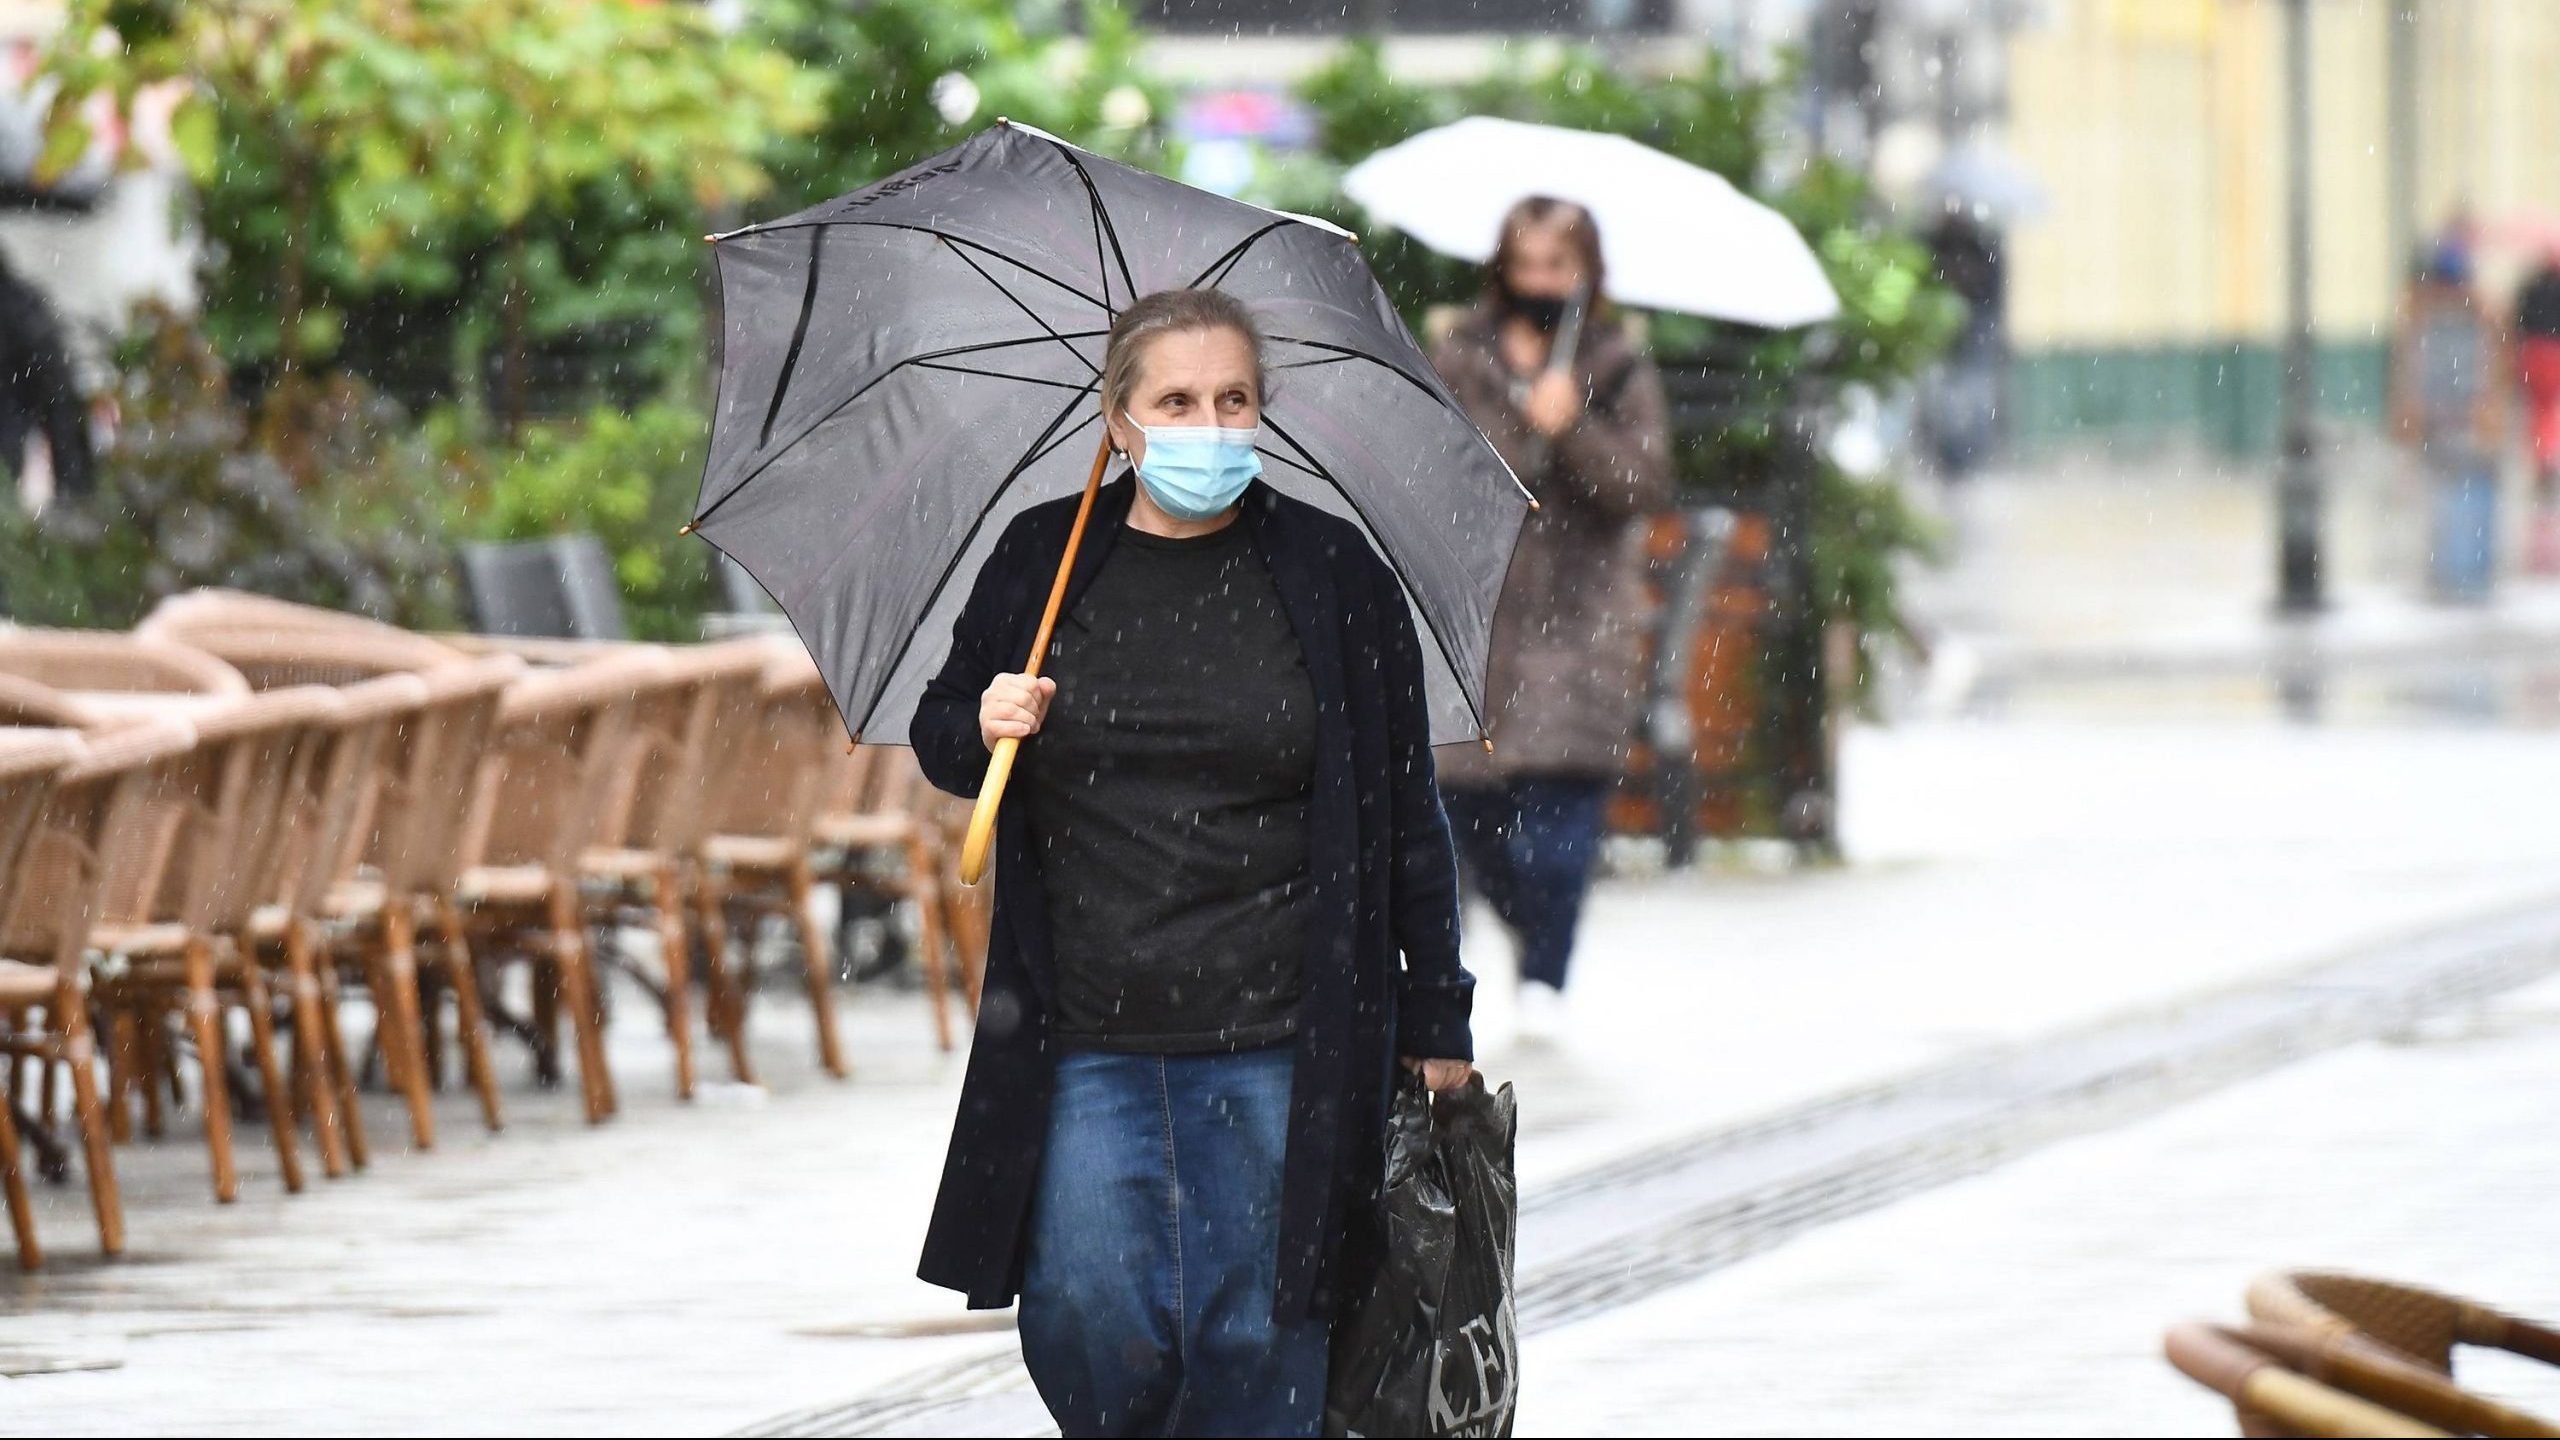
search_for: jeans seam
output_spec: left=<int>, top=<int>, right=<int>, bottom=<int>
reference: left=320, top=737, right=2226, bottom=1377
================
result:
left=1158, top=1055, right=1187, bottom=1436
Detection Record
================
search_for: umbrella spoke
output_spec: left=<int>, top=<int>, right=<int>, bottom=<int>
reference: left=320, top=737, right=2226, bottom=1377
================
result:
left=1188, top=220, right=1292, bottom=292
left=757, top=226, right=829, bottom=449
left=690, top=329, right=1111, bottom=531
left=1259, top=413, right=1489, bottom=738
left=1050, top=144, right=1140, bottom=316
left=738, top=219, right=1113, bottom=315
left=910, top=360, right=1097, bottom=393
left=939, top=240, right=1103, bottom=380
left=848, top=377, right=1103, bottom=736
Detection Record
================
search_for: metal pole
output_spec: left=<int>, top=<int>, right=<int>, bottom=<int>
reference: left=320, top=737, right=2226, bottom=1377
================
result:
left=2277, top=0, right=2326, bottom=613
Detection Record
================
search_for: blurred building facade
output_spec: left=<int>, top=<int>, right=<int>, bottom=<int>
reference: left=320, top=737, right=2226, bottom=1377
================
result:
left=2001, top=0, right=2560, bottom=458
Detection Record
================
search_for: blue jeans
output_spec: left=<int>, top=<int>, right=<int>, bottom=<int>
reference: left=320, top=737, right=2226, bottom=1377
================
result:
left=1441, top=777, right=1610, bottom=991
left=1019, top=1045, right=1327, bottom=1438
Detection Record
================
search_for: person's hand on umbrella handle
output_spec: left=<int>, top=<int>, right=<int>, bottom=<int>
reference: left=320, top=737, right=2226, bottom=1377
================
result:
left=1401, top=1057, right=1475, bottom=1093
left=979, top=672, right=1056, bottom=753
left=1522, top=370, right=1583, bottom=438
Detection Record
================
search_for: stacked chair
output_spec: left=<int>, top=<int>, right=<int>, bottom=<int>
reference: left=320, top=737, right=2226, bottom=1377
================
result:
left=2167, top=1270, right=2560, bottom=1436
left=0, top=588, right=986, bottom=1268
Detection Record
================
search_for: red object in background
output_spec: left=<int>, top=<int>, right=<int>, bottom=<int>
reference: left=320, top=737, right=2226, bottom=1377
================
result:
left=2520, top=337, right=2560, bottom=468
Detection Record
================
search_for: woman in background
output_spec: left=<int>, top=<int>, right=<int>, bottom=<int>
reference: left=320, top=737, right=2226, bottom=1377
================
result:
left=1429, top=197, right=1671, bottom=1041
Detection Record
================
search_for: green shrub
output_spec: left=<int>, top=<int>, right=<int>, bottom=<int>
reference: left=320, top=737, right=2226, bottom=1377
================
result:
left=0, top=307, right=462, bottom=628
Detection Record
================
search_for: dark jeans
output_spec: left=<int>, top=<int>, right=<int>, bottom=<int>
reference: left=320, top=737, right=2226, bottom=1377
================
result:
left=1019, top=1045, right=1327, bottom=1438
left=1441, top=777, right=1610, bottom=991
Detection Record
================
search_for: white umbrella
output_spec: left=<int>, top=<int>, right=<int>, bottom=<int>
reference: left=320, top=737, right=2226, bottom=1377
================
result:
left=1341, top=115, right=1841, bottom=330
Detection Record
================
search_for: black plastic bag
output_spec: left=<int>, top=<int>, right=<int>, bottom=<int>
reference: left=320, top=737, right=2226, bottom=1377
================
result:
left=1327, top=1073, right=1519, bottom=1438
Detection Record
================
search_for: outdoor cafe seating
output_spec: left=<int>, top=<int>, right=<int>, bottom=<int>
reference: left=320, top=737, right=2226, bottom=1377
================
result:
left=0, top=592, right=984, bottom=1268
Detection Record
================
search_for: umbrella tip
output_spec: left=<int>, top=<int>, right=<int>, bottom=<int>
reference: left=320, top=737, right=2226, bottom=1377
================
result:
left=1527, top=498, right=1543, bottom=513
left=701, top=233, right=717, bottom=243
left=1481, top=737, right=1495, bottom=753
left=677, top=520, right=699, bottom=537
left=996, top=115, right=1011, bottom=127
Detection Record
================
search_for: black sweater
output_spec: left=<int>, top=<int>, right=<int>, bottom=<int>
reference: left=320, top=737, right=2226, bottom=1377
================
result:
left=1027, top=519, right=1317, bottom=1052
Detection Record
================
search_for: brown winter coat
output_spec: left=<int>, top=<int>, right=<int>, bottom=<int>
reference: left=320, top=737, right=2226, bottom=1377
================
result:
left=1430, top=297, right=1673, bottom=784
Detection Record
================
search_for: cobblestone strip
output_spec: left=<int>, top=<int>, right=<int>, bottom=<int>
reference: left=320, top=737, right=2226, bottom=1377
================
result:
left=746, top=896, right=2560, bottom=1438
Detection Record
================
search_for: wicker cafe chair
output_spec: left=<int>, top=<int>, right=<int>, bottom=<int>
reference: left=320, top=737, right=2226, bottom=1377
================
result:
left=2167, top=1322, right=2451, bottom=1438
left=2226, top=1319, right=2560, bottom=1437
left=0, top=627, right=249, bottom=720
left=0, top=728, right=77, bottom=1266
left=150, top=611, right=515, bottom=1146
left=138, top=590, right=472, bottom=681
left=2249, top=1272, right=2560, bottom=1381
left=452, top=648, right=672, bottom=1124
left=345, top=655, right=522, bottom=1137
left=0, top=673, right=103, bottom=730
left=813, top=744, right=969, bottom=1052
left=0, top=722, right=196, bottom=1265
left=697, top=645, right=851, bottom=1084
left=85, top=687, right=346, bottom=1203
left=251, top=671, right=436, bottom=1176
left=579, top=639, right=779, bottom=1099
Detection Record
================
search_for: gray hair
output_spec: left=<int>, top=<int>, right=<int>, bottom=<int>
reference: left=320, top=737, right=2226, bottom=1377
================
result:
left=1099, top=288, right=1268, bottom=418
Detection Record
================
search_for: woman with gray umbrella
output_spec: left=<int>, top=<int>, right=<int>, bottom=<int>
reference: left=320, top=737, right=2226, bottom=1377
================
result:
left=688, top=123, right=1532, bottom=1437
left=1429, top=197, right=1672, bottom=1041
left=912, top=287, right=1476, bottom=1437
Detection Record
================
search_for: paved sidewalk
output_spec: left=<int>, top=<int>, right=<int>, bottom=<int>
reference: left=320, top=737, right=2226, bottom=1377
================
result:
left=1522, top=971, right=2560, bottom=1437
left=6, top=709, right=2551, bottom=1434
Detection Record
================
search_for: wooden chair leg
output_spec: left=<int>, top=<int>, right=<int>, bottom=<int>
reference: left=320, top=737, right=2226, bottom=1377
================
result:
left=0, top=1083, right=40, bottom=1269
left=104, top=1008, right=137, bottom=1145
left=434, top=900, right=503, bottom=1133
left=33, top=1023, right=55, bottom=1123
left=379, top=908, right=438, bottom=1151
left=656, top=864, right=697, bottom=1101
left=316, top=962, right=369, bottom=1171
left=180, top=942, right=241, bottom=1204
left=139, top=1004, right=168, bottom=1141
left=548, top=891, right=614, bottom=1124
left=788, top=862, right=849, bottom=1078
left=281, top=923, right=348, bottom=1180
left=59, top=1009, right=122, bottom=1256
left=695, top=884, right=756, bottom=1087
left=905, top=842, right=956, bottom=1054
left=236, top=961, right=302, bottom=1195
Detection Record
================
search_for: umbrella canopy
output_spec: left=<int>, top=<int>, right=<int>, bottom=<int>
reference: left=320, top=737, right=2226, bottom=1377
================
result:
left=1341, top=115, right=1840, bottom=330
left=689, top=120, right=1528, bottom=750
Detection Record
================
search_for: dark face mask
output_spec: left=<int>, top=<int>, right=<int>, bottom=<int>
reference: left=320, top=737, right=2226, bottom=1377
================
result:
left=1502, top=284, right=1570, bottom=334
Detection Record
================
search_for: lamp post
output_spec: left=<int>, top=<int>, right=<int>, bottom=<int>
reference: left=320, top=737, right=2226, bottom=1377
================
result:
left=2276, top=0, right=2325, bottom=613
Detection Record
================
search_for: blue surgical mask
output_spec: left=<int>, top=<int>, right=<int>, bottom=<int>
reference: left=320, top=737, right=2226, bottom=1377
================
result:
left=1127, top=417, right=1262, bottom=521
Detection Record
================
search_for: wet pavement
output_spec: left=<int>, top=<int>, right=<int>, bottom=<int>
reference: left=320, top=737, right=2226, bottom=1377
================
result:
left=10, top=457, right=2560, bottom=1434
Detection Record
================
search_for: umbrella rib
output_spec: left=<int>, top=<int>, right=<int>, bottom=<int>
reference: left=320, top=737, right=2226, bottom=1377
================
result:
left=847, top=377, right=1103, bottom=738
left=910, top=359, right=1096, bottom=392
left=733, top=218, right=1113, bottom=314
left=686, top=329, right=1111, bottom=531
left=1188, top=220, right=1291, bottom=291
left=1271, top=355, right=1357, bottom=372
left=941, top=239, right=1102, bottom=378
left=1257, top=413, right=1490, bottom=739
left=1048, top=143, right=1140, bottom=310
left=757, top=226, right=828, bottom=450
left=1263, top=334, right=1536, bottom=504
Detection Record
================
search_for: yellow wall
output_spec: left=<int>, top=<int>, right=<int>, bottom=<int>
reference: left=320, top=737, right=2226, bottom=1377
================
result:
left=2006, top=0, right=2560, bottom=352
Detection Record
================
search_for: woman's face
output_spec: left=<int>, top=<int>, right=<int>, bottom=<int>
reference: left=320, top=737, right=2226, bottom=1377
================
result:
left=1501, top=220, right=1588, bottom=302
left=1108, top=325, right=1261, bottom=466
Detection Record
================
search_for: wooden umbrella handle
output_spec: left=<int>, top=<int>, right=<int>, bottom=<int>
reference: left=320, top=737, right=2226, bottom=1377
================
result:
left=959, top=428, right=1115, bottom=886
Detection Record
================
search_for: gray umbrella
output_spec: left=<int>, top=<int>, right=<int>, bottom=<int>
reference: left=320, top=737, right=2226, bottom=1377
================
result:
left=686, top=121, right=1527, bottom=878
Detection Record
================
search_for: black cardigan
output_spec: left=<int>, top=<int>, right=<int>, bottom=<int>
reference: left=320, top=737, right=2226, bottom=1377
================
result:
left=910, top=473, right=1476, bottom=1322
